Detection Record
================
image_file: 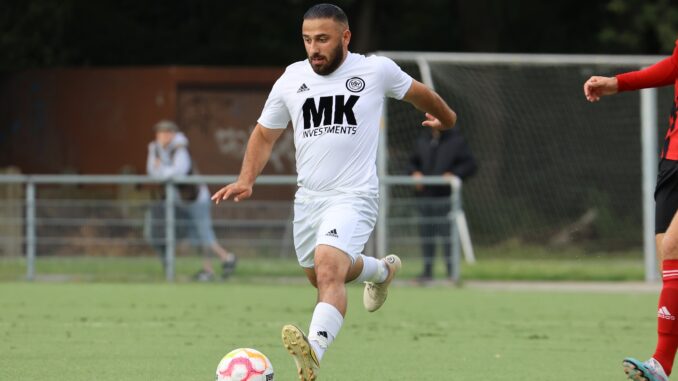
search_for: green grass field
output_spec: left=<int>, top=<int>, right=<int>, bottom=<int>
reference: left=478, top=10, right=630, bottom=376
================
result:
left=0, top=281, right=660, bottom=380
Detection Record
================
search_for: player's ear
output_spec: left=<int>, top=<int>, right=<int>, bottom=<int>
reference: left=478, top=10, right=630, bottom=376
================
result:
left=343, top=28, right=351, bottom=46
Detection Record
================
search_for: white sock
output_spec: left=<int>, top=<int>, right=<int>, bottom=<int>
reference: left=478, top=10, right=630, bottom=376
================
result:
left=351, top=254, right=388, bottom=283
left=308, top=302, right=343, bottom=362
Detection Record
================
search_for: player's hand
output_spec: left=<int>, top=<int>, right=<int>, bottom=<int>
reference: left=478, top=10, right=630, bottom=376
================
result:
left=412, top=171, right=424, bottom=192
left=422, top=113, right=448, bottom=130
left=211, top=181, right=253, bottom=204
left=583, top=76, right=618, bottom=102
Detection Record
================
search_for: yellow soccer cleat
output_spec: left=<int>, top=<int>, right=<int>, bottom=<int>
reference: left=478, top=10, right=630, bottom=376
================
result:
left=282, top=324, right=320, bottom=381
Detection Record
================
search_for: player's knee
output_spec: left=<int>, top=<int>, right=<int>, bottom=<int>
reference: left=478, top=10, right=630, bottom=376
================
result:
left=662, top=234, right=678, bottom=259
left=314, top=246, right=350, bottom=286
left=314, top=264, right=343, bottom=287
left=314, top=263, right=345, bottom=288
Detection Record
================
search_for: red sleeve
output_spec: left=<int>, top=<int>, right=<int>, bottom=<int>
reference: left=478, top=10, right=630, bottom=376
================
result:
left=616, top=41, right=678, bottom=92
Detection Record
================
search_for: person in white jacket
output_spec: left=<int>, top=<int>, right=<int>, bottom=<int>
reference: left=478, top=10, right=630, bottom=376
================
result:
left=147, top=120, right=236, bottom=280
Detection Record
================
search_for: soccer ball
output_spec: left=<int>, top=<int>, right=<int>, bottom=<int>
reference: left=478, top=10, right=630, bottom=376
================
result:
left=216, top=348, right=274, bottom=381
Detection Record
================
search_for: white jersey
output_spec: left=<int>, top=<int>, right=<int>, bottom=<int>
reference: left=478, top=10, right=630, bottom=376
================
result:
left=258, top=52, right=413, bottom=195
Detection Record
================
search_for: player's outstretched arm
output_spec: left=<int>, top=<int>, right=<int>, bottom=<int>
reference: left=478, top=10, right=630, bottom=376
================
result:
left=585, top=55, right=678, bottom=102
left=212, top=124, right=284, bottom=203
left=402, top=80, right=457, bottom=130
left=583, top=76, right=618, bottom=102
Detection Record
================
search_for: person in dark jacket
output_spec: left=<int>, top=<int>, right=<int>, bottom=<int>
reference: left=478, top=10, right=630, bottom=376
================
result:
left=408, top=127, right=477, bottom=282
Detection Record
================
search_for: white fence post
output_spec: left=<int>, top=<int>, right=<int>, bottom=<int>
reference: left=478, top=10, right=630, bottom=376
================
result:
left=164, top=182, right=176, bottom=282
left=641, top=87, right=658, bottom=282
left=25, top=180, right=36, bottom=281
left=449, top=178, right=462, bottom=283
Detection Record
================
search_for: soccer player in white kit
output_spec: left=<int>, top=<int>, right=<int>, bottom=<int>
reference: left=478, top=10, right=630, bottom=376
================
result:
left=212, top=4, right=457, bottom=380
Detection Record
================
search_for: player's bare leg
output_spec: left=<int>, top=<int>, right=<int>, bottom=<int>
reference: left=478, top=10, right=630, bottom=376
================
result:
left=312, top=244, right=352, bottom=314
left=657, top=234, right=665, bottom=271
left=282, top=245, right=352, bottom=380
left=659, top=207, right=678, bottom=261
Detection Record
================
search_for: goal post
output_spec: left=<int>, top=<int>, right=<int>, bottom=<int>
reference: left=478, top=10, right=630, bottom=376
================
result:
left=376, top=51, right=666, bottom=282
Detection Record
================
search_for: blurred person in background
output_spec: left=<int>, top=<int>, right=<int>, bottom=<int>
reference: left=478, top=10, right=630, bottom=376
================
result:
left=146, top=120, right=237, bottom=281
left=211, top=3, right=457, bottom=380
left=408, top=127, right=476, bottom=283
left=584, top=39, right=678, bottom=381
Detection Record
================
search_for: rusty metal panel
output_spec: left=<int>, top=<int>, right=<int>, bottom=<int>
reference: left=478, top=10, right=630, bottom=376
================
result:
left=0, top=67, right=286, bottom=177
left=177, top=87, right=295, bottom=176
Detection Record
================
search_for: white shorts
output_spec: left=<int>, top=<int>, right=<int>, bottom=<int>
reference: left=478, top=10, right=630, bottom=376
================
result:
left=293, top=189, right=378, bottom=268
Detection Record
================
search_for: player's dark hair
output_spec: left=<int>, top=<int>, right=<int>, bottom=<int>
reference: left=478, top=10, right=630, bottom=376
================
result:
left=303, top=3, right=349, bottom=26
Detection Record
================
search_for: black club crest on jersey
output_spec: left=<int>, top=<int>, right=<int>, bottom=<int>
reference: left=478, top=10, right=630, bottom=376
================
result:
left=346, top=77, right=365, bottom=92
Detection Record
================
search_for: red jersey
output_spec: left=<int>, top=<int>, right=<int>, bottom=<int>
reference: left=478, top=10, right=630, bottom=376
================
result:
left=616, top=40, right=678, bottom=160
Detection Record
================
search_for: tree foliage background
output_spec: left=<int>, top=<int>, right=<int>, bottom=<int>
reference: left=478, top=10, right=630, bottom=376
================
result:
left=1, top=0, right=677, bottom=70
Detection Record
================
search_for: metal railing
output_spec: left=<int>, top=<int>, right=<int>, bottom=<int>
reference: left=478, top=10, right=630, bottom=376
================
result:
left=0, top=174, right=467, bottom=281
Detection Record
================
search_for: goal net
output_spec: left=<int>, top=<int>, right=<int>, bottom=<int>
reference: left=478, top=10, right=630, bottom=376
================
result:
left=378, top=52, right=670, bottom=278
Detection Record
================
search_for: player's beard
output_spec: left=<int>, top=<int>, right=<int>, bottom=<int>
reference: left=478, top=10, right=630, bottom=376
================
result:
left=309, top=41, right=344, bottom=76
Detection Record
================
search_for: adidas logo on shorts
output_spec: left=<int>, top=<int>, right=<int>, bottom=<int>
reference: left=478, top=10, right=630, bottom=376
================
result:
left=325, top=228, right=338, bottom=238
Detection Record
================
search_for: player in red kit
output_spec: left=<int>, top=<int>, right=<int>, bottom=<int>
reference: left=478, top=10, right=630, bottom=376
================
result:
left=584, top=41, right=678, bottom=381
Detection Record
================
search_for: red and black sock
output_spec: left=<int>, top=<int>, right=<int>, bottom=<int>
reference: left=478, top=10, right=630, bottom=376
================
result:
left=653, top=259, right=678, bottom=375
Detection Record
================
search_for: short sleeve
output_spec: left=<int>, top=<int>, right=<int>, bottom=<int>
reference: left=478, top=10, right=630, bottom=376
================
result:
left=257, top=77, right=291, bottom=129
left=379, top=56, right=413, bottom=100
